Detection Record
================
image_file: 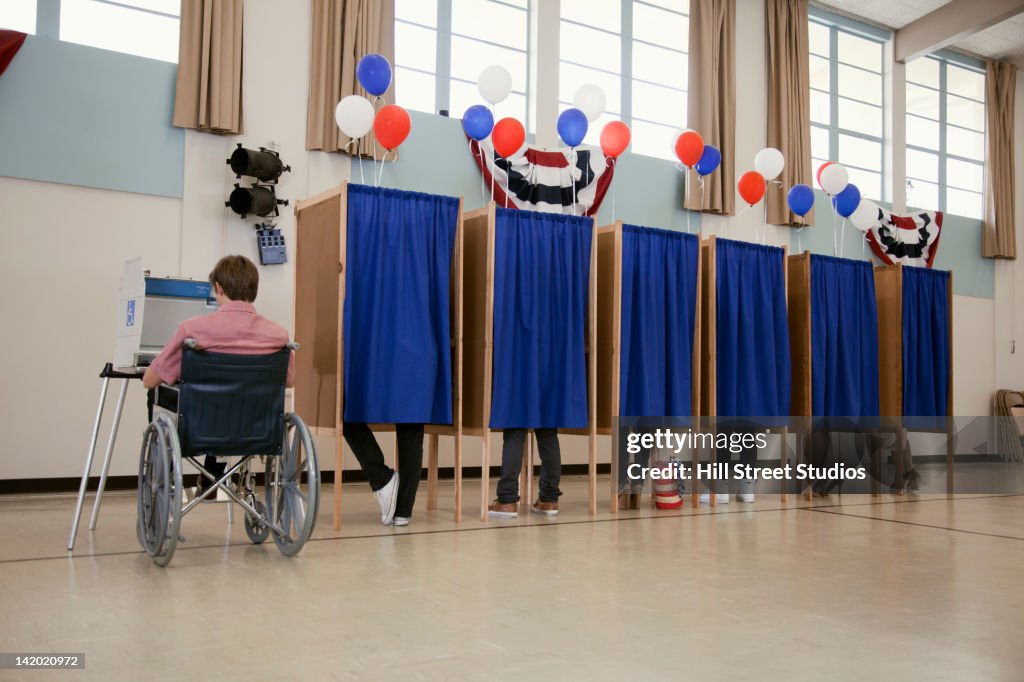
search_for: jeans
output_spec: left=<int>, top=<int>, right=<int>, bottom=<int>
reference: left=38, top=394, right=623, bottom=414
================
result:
left=343, top=422, right=424, bottom=518
left=497, top=428, right=562, bottom=504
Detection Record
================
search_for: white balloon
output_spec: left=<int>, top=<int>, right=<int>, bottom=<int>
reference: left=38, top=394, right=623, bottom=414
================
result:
left=851, top=199, right=880, bottom=231
left=754, top=147, right=784, bottom=180
left=335, top=95, right=374, bottom=138
left=477, top=65, right=512, bottom=105
left=820, top=163, right=849, bottom=196
left=573, top=84, right=606, bottom=122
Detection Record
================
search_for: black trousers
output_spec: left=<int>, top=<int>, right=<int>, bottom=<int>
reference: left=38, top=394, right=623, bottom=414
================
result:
left=343, top=422, right=424, bottom=518
left=497, top=428, right=562, bottom=504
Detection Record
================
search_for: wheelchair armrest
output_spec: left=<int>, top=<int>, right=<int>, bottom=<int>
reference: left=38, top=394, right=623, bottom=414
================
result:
left=184, top=337, right=198, bottom=349
left=287, top=341, right=300, bottom=351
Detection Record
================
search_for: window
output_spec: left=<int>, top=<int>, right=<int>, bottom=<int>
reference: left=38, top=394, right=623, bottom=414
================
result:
left=0, top=0, right=36, bottom=34
left=395, top=0, right=529, bottom=127
left=809, top=10, right=887, bottom=200
left=60, top=0, right=180, bottom=63
left=559, top=0, right=688, bottom=159
left=905, top=53, right=985, bottom=219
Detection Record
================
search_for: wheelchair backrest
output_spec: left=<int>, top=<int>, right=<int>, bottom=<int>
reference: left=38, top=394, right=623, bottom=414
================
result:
left=178, top=347, right=288, bottom=458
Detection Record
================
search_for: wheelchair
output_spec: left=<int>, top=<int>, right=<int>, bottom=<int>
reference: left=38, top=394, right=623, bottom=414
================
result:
left=137, top=339, right=320, bottom=566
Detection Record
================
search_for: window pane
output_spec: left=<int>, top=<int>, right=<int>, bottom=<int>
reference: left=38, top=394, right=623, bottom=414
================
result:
left=450, top=79, right=526, bottom=122
left=60, top=0, right=179, bottom=63
left=395, top=67, right=436, bottom=114
left=838, top=133, right=881, bottom=172
left=906, top=83, right=940, bottom=120
left=633, top=81, right=686, bottom=125
left=809, top=21, right=829, bottom=57
left=559, top=63, right=621, bottom=115
left=947, top=188, right=983, bottom=219
left=395, top=22, right=437, bottom=72
left=452, top=0, right=527, bottom=50
left=906, top=56, right=939, bottom=89
left=906, top=114, right=939, bottom=151
left=631, top=119, right=677, bottom=161
left=907, top=148, right=939, bottom=183
left=946, top=94, right=985, bottom=132
left=946, top=125, right=985, bottom=160
left=562, top=0, right=620, bottom=33
left=560, top=21, right=621, bottom=73
left=907, top=179, right=939, bottom=211
left=395, top=0, right=437, bottom=27
left=810, top=55, right=830, bottom=91
left=839, top=97, right=881, bottom=137
left=451, top=37, right=526, bottom=92
left=636, top=0, right=689, bottom=13
left=0, top=0, right=37, bottom=33
left=837, top=31, right=881, bottom=72
left=633, top=42, right=687, bottom=89
left=810, top=89, right=830, bottom=125
left=947, top=158, right=983, bottom=193
left=947, top=63, right=985, bottom=101
left=811, top=125, right=829, bottom=161
left=113, top=0, right=179, bottom=13
left=837, top=64, right=881, bottom=105
left=846, top=166, right=882, bottom=201
left=633, top=2, right=688, bottom=50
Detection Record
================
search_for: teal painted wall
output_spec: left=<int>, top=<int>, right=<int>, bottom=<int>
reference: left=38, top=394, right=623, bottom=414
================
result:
left=0, top=35, right=184, bottom=198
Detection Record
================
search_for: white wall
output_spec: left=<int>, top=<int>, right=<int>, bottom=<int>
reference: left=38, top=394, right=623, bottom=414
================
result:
left=0, top=0, right=1021, bottom=481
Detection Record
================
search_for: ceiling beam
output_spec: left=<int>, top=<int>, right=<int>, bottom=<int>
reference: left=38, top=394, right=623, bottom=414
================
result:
left=895, top=0, right=1024, bottom=63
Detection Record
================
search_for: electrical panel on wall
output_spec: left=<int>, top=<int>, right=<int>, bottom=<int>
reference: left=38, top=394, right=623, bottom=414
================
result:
left=224, top=143, right=291, bottom=265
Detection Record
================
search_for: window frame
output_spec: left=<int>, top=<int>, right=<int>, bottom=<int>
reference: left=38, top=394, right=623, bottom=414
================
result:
left=904, top=48, right=985, bottom=217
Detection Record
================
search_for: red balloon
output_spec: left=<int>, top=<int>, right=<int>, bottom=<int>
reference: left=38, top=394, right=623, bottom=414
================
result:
left=492, top=117, right=525, bottom=158
left=816, top=161, right=833, bottom=188
left=674, top=130, right=704, bottom=167
left=737, top=171, right=766, bottom=206
left=373, top=104, right=411, bottom=150
left=600, top=121, right=631, bottom=158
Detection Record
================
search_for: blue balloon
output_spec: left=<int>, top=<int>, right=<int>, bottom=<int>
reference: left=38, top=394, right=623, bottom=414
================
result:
left=462, top=104, right=494, bottom=141
left=356, top=53, right=392, bottom=97
left=786, top=184, right=815, bottom=217
left=557, top=108, right=588, bottom=148
left=695, top=145, right=721, bottom=176
left=832, top=183, right=861, bottom=218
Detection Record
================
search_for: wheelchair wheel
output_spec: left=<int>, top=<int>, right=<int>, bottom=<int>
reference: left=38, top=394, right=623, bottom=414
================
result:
left=243, top=500, right=270, bottom=544
left=265, top=413, right=320, bottom=557
left=137, top=414, right=183, bottom=567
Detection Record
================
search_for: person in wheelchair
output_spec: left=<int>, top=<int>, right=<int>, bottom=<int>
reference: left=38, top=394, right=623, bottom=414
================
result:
left=143, top=255, right=295, bottom=499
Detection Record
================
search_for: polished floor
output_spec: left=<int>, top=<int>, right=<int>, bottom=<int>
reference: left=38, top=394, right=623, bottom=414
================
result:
left=2, top=476, right=1023, bottom=681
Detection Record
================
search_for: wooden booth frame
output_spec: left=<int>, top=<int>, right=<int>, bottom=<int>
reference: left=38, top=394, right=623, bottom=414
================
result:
left=462, top=203, right=599, bottom=521
left=594, top=221, right=703, bottom=512
left=873, top=263, right=955, bottom=494
left=700, top=236, right=790, bottom=506
left=293, top=182, right=465, bottom=529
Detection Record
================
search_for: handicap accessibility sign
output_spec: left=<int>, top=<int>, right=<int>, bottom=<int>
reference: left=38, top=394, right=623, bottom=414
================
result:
left=126, top=299, right=136, bottom=327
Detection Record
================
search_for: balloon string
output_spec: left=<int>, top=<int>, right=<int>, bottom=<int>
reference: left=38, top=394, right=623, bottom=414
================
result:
left=490, top=105, right=496, bottom=203
left=571, top=147, right=577, bottom=217
left=841, top=218, right=847, bottom=259
left=698, top=176, right=706, bottom=236
left=371, top=96, right=381, bottom=187
left=608, top=157, right=616, bottom=222
left=762, top=197, right=768, bottom=246
left=479, top=146, right=486, bottom=207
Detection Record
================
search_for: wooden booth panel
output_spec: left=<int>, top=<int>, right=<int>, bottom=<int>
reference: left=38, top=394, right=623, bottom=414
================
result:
left=874, top=264, right=903, bottom=418
left=699, top=237, right=717, bottom=418
left=594, top=224, right=621, bottom=435
left=787, top=252, right=812, bottom=417
left=460, top=205, right=494, bottom=436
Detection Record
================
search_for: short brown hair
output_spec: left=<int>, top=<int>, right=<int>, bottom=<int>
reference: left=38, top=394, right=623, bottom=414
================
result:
left=209, top=255, right=259, bottom=302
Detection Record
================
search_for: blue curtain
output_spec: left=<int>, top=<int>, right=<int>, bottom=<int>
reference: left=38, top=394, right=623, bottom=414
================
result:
left=716, top=239, right=790, bottom=420
left=902, top=266, right=950, bottom=420
left=620, top=225, right=699, bottom=419
left=343, top=185, right=458, bottom=424
left=810, top=255, right=880, bottom=418
left=490, top=208, right=592, bottom=429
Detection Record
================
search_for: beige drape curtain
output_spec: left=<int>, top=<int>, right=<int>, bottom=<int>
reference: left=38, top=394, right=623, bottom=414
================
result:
left=684, top=0, right=735, bottom=215
left=765, top=0, right=812, bottom=226
left=306, top=0, right=394, bottom=155
left=172, top=0, right=244, bottom=135
left=982, top=59, right=1016, bottom=260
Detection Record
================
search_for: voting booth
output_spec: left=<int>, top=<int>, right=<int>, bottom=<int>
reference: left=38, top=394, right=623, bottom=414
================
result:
left=700, top=236, right=791, bottom=505
left=461, top=203, right=598, bottom=520
left=595, top=222, right=702, bottom=511
left=293, top=183, right=464, bottom=527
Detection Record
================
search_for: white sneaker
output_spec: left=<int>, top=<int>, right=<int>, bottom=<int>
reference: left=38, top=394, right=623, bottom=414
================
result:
left=737, top=479, right=755, bottom=503
left=374, top=473, right=399, bottom=525
left=699, top=492, right=730, bottom=505
left=392, top=517, right=409, bottom=527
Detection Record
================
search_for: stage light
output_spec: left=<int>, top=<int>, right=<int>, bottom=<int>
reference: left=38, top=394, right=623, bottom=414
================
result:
left=227, top=144, right=291, bottom=183
left=226, top=184, right=288, bottom=218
